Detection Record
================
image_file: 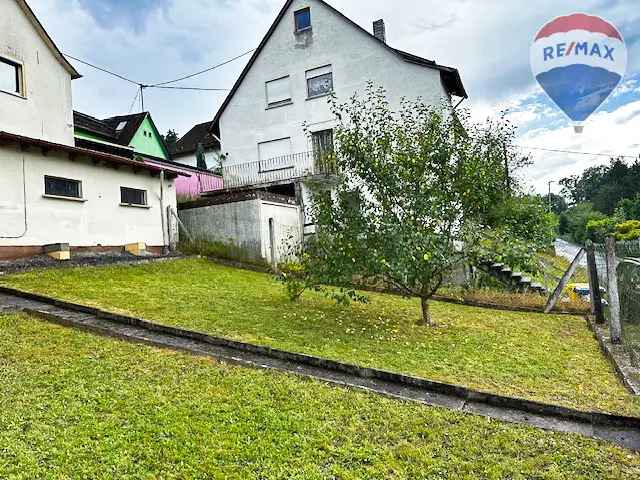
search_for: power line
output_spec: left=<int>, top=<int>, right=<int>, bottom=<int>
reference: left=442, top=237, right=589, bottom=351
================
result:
left=518, top=145, right=638, bottom=160
left=148, top=86, right=231, bottom=92
left=150, top=48, right=256, bottom=87
left=63, top=53, right=140, bottom=85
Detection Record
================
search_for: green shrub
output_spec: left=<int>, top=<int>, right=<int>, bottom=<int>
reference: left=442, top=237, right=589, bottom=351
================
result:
left=615, top=220, right=640, bottom=241
left=586, top=217, right=617, bottom=243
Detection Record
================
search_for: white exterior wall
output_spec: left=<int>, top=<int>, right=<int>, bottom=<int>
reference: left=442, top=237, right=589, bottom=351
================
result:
left=259, top=201, right=301, bottom=261
left=0, top=144, right=176, bottom=247
left=179, top=199, right=301, bottom=263
left=0, top=0, right=74, bottom=145
left=219, top=0, right=449, bottom=166
left=172, top=148, right=221, bottom=169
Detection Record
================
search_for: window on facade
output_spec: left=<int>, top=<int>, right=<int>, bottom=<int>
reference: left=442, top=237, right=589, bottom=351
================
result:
left=294, top=8, right=311, bottom=32
left=0, top=57, right=22, bottom=95
left=120, top=187, right=148, bottom=206
left=306, top=65, right=333, bottom=98
left=312, top=129, right=334, bottom=172
left=258, top=137, right=293, bottom=173
left=44, top=176, right=82, bottom=199
left=265, top=76, right=292, bottom=108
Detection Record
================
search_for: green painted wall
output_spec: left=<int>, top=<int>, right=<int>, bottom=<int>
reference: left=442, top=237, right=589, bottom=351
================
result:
left=129, top=115, right=169, bottom=160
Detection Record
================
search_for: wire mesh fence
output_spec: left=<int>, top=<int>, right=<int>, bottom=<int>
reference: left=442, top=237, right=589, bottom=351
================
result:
left=615, top=240, right=640, bottom=352
left=592, top=239, right=640, bottom=354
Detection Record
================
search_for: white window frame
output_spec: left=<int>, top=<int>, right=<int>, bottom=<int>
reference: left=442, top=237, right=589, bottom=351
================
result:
left=265, top=75, right=292, bottom=109
left=120, top=186, right=149, bottom=208
left=43, top=175, right=85, bottom=202
left=306, top=65, right=333, bottom=99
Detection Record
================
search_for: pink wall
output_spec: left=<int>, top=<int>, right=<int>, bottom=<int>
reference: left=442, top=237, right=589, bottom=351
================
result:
left=143, top=159, right=223, bottom=199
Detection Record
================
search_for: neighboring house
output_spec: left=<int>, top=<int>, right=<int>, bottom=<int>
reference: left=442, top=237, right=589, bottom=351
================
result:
left=74, top=111, right=223, bottom=200
left=0, top=0, right=182, bottom=259
left=213, top=0, right=466, bottom=205
left=170, top=120, right=222, bottom=170
left=74, top=111, right=171, bottom=161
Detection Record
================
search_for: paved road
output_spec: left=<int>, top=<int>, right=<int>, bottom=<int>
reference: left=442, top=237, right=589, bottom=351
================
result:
left=555, top=238, right=588, bottom=266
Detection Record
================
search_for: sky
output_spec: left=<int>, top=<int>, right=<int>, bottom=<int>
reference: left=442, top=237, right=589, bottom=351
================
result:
left=29, top=0, right=640, bottom=194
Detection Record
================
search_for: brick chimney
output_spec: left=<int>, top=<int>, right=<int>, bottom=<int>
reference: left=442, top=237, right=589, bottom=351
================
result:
left=373, top=19, right=386, bottom=44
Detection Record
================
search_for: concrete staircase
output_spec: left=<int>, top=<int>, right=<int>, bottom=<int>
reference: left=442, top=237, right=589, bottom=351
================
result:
left=481, top=262, right=548, bottom=295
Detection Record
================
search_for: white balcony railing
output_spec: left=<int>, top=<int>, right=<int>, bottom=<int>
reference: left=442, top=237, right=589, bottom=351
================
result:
left=222, top=151, right=336, bottom=189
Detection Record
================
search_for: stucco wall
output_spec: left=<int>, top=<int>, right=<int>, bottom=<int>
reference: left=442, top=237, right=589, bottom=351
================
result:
left=0, top=144, right=176, bottom=248
left=179, top=200, right=301, bottom=263
left=0, top=0, right=74, bottom=145
left=179, top=200, right=263, bottom=260
left=219, top=0, right=449, bottom=166
left=259, top=201, right=302, bottom=261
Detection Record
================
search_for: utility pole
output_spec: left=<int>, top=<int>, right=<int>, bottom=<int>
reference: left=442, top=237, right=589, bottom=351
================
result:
left=548, top=180, right=555, bottom=213
left=139, top=84, right=148, bottom=112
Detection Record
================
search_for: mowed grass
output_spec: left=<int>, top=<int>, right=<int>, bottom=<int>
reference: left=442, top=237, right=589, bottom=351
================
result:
left=2, top=313, right=639, bottom=479
left=4, top=258, right=640, bottom=417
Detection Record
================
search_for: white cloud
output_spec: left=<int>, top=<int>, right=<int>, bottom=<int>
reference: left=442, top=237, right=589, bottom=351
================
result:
left=26, top=0, right=640, bottom=195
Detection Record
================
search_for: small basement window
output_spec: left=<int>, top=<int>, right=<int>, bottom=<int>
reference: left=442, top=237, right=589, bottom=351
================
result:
left=120, top=187, right=147, bottom=206
left=44, top=176, right=82, bottom=199
left=294, top=7, right=311, bottom=32
left=265, top=76, right=292, bottom=108
left=306, top=65, right=333, bottom=98
left=0, top=57, right=22, bottom=96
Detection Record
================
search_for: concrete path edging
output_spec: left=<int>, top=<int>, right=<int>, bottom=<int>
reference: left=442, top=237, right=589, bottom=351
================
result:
left=1, top=285, right=639, bottom=451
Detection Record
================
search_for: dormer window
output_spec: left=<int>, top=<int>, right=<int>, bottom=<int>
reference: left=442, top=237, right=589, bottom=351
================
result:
left=294, top=7, right=311, bottom=32
left=0, top=57, right=23, bottom=96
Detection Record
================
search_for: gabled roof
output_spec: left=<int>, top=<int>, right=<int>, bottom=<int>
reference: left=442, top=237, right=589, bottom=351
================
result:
left=102, top=113, right=148, bottom=146
left=16, top=0, right=81, bottom=79
left=210, top=0, right=467, bottom=131
left=73, top=111, right=117, bottom=140
left=171, top=121, right=220, bottom=156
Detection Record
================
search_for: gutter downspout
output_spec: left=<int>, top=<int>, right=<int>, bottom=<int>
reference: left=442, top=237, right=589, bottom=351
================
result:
left=0, top=156, right=28, bottom=239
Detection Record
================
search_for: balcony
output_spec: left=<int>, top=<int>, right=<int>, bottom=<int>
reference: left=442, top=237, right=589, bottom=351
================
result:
left=222, top=150, right=337, bottom=189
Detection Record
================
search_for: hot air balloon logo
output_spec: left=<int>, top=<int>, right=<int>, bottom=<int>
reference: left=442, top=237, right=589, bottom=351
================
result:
left=531, top=13, right=627, bottom=133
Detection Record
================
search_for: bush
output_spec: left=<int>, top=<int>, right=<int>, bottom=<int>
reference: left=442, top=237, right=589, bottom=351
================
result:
left=615, top=220, right=640, bottom=241
left=586, top=217, right=617, bottom=243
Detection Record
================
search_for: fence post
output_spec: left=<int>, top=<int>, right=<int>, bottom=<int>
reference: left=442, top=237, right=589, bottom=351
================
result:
left=605, top=237, right=622, bottom=344
left=544, top=248, right=585, bottom=314
left=585, top=240, right=605, bottom=324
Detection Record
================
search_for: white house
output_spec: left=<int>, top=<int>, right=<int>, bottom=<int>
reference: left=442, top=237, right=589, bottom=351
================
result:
left=213, top=0, right=467, bottom=209
left=170, top=120, right=222, bottom=171
left=0, top=0, right=181, bottom=260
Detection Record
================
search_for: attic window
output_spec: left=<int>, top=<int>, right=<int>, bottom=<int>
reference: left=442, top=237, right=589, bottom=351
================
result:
left=116, top=121, right=127, bottom=131
left=0, top=57, right=22, bottom=96
left=294, top=8, right=311, bottom=32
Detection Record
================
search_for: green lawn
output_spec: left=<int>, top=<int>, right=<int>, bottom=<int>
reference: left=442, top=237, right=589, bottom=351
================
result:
left=1, top=313, right=639, bottom=479
left=3, top=258, right=640, bottom=417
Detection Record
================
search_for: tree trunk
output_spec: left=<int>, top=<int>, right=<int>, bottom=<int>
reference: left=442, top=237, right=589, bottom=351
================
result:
left=419, top=296, right=434, bottom=327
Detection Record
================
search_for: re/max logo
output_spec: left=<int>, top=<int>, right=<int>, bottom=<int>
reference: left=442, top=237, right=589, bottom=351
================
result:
left=543, top=42, right=615, bottom=61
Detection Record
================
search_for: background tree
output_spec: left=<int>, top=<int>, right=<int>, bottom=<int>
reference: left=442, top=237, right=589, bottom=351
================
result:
left=163, top=129, right=179, bottom=152
left=283, top=85, right=555, bottom=326
left=196, top=143, right=208, bottom=170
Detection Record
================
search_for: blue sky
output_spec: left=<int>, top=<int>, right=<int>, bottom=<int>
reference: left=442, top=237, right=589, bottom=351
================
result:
left=29, top=0, right=640, bottom=193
